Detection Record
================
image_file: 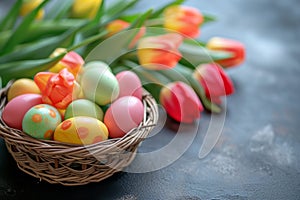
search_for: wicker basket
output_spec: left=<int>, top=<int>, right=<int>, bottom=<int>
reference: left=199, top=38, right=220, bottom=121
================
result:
left=0, top=81, right=158, bottom=186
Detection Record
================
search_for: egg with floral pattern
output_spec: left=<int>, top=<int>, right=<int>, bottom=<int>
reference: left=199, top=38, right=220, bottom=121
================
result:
left=22, top=104, right=62, bottom=140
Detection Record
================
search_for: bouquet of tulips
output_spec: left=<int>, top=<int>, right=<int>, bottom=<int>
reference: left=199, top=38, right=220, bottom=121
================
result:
left=0, top=0, right=245, bottom=124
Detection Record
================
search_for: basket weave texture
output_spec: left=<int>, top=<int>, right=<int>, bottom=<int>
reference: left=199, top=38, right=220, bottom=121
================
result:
left=0, top=81, right=158, bottom=186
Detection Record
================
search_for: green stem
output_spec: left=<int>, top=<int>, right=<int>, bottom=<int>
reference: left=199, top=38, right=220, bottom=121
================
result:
left=67, top=30, right=108, bottom=52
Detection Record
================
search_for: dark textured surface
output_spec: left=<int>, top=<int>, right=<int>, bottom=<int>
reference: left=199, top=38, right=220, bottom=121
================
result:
left=1, top=0, right=300, bottom=199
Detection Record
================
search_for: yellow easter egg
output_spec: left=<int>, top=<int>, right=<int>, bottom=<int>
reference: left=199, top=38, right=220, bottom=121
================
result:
left=7, top=78, right=40, bottom=101
left=54, top=116, right=108, bottom=145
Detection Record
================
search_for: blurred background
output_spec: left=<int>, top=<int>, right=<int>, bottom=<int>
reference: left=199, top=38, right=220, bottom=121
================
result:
left=0, top=0, right=300, bottom=199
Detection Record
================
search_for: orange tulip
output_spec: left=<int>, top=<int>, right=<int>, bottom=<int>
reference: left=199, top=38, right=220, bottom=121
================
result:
left=163, top=6, right=203, bottom=38
left=137, top=33, right=183, bottom=70
left=34, top=69, right=81, bottom=109
left=49, top=49, right=84, bottom=77
left=105, top=19, right=146, bottom=48
left=160, top=81, right=203, bottom=123
left=193, top=63, right=234, bottom=104
left=106, top=20, right=130, bottom=36
left=206, top=37, right=245, bottom=68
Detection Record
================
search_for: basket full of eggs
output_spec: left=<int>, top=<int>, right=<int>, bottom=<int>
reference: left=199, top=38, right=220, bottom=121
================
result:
left=0, top=60, right=158, bottom=186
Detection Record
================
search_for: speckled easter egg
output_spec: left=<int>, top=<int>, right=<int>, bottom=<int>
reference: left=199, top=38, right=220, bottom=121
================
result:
left=22, top=104, right=62, bottom=139
left=104, top=96, right=144, bottom=138
left=54, top=116, right=108, bottom=145
left=80, top=61, right=119, bottom=105
left=116, top=71, right=143, bottom=100
left=64, top=99, right=104, bottom=121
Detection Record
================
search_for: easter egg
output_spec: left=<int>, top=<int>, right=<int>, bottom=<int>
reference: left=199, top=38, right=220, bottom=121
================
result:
left=76, top=61, right=111, bottom=83
left=116, top=71, right=143, bottom=100
left=80, top=61, right=119, bottom=106
left=54, top=116, right=108, bottom=145
left=22, top=104, right=61, bottom=140
left=64, top=99, right=104, bottom=121
left=84, top=61, right=112, bottom=72
left=104, top=96, right=144, bottom=138
left=2, top=94, right=43, bottom=130
left=7, top=78, right=40, bottom=101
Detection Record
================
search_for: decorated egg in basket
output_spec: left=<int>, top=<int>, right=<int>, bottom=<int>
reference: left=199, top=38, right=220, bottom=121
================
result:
left=54, top=116, right=108, bottom=145
left=22, top=104, right=62, bottom=140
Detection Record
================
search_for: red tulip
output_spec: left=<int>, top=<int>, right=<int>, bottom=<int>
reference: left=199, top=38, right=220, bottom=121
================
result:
left=160, top=82, right=203, bottom=123
left=206, top=37, right=245, bottom=68
left=34, top=69, right=81, bottom=109
left=193, top=63, right=234, bottom=104
left=137, top=33, right=183, bottom=70
left=163, top=6, right=203, bottom=38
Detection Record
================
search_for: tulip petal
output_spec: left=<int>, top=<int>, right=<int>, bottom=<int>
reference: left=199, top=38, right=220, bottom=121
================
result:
left=160, top=82, right=203, bottom=123
left=206, top=37, right=245, bottom=68
left=137, top=33, right=183, bottom=70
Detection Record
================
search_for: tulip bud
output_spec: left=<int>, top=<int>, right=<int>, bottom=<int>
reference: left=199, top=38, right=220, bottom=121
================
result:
left=105, top=20, right=146, bottom=48
left=49, top=48, right=84, bottom=77
left=163, top=6, right=203, bottom=38
left=206, top=37, right=245, bottom=68
left=106, top=20, right=130, bottom=36
left=20, top=0, right=45, bottom=20
left=71, top=0, right=102, bottom=19
left=34, top=69, right=81, bottom=109
left=137, top=33, right=183, bottom=70
left=193, top=63, right=234, bottom=104
left=160, top=82, right=203, bottom=123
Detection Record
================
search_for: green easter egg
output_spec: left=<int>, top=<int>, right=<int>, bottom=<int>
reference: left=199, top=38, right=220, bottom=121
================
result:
left=64, top=99, right=104, bottom=121
left=22, top=104, right=61, bottom=140
left=84, top=61, right=112, bottom=72
left=81, top=62, right=119, bottom=106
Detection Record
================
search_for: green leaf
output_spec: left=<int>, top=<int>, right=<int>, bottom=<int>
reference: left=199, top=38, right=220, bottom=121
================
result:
left=128, top=9, right=152, bottom=29
left=120, top=13, right=141, bottom=23
left=23, top=19, right=87, bottom=43
left=0, top=0, right=23, bottom=32
left=0, top=0, right=50, bottom=55
left=92, top=0, right=105, bottom=24
left=45, top=0, right=73, bottom=20
left=0, top=25, right=86, bottom=64
left=208, top=50, right=234, bottom=61
left=123, top=60, right=170, bottom=86
left=203, top=13, right=217, bottom=24
left=179, top=43, right=213, bottom=67
left=183, top=38, right=206, bottom=47
left=0, top=54, right=65, bottom=85
left=159, top=68, right=190, bottom=85
left=0, top=30, right=11, bottom=49
left=150, top=0, right=186, bottom=19
left=85, top=9, right=152, bottom=63
left=179, top=43, right=233, bottom=68
left=120, top=9, right=152, bottom=48
left=103, top=0, right=139, bottom=23
left=67, top=30, right=108, bottom=52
